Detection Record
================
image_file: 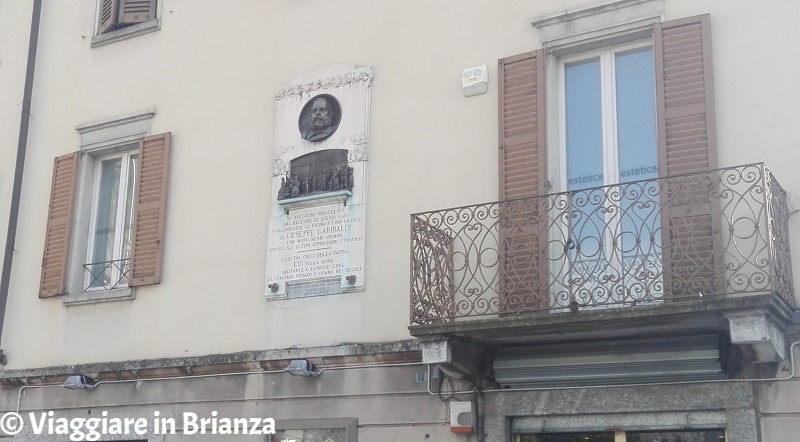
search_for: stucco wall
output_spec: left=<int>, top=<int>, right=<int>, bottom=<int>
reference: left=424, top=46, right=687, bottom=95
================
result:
left=0, top=0, right=36, bottom=309
left=0, top=0, right=797, bottom=373
left=0, top=364, right=466, bottom=441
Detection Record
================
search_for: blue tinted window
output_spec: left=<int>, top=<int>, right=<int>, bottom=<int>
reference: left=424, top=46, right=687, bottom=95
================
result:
left=616, top=47, right=658, bottom=183
left=565, top=58, right=603, bottom=192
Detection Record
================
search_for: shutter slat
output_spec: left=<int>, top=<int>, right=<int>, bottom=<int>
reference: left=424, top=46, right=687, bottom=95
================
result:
left=504, top=119, right=538, bottom=133
left=655, top=14, right=719, bottom=299
left=39, top=152, right=79, bottom=298
left=118, top=0, right=156, bottom=25
left=129, top=132, right=170, bottom=287
left=664, top=77, right=705, bottom=91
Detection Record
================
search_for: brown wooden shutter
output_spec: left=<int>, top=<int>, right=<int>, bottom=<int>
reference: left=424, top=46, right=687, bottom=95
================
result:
left=654, top=14, right=720, bottom=298
left=499, top=50, right=547, bottom=201
left=498, top=50, right=548, bottom=312
left=98, top=0, right=118, bottom=34
left=39, top=153, right=80, bottom=298
left=129, top=132, right=170, bottom=287
left=118, top=0, right=156, bottom=26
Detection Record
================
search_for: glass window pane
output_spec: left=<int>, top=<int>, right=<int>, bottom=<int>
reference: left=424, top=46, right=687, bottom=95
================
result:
left=626, top=430, right=726, bottom=442
left=565, top=57, right=604, bottom=192
left=615, top=47, right=657, bottom=184
left=519, top=433, right=615, bottom=442
left=120, top=154, right=138, bottom=282
left=88, top=157, right=122, bottom=288
left=615, top=47, right=662, bottom=297
left=565, top=58, right=605, bottom=269
left=271, top=428, right=347, bottom=442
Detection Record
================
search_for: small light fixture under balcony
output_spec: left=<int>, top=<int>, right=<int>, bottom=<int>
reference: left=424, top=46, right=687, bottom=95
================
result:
left=62, top=374, right=97, bottom=390
left=284, top=359, right=318, bottom=377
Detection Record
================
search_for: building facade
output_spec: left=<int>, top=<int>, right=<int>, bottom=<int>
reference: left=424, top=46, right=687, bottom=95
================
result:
left=0, top=0, right=799, bottom=441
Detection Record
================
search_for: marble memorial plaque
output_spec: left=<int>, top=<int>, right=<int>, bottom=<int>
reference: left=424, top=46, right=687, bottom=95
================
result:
left=266, top=65, right=372, bottom=298
left=286, top=277, right=341, bottom=298
left=266, top=203, right=365, bottom=296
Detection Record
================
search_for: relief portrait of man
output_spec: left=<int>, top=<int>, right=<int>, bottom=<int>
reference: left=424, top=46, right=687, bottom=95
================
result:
left=298, top=94, right=342, bottom=142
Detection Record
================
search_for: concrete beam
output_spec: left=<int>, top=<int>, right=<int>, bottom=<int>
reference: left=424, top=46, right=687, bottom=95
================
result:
left=726, top=310, right=786, bottom=362
left=420, top=338, right=492, bottom=387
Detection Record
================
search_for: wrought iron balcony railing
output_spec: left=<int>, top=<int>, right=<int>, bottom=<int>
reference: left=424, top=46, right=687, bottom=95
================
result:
left=411, top=163, right=794, bottom=323
left=83, top=258, right=130, bottom=292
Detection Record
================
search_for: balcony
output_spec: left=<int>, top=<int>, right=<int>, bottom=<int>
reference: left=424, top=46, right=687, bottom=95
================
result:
left=410, top=164, right=796, bottom=369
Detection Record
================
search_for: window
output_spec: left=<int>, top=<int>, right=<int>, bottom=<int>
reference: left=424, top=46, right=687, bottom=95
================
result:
left=84, top=150, right=138, bottom=291
left=97, top=0, right=157, bottom=35
left=558, top=42, right=663, bottom=303
left=271, top=419, right=357, bottom=442
left=39, top=127, right=170, bottom=303
left=517, top=430, right=726, bottom=441
left=92, top=0, right=160, bottom=47
left=560, top=42, right=658, bottom=193
left=272, top=429, right=348, bottom=442
left=498, top=13, right=717, bottom=308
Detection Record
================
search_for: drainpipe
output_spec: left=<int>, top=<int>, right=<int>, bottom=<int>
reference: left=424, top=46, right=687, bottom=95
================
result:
left=0, top=0, right=44, bottom=364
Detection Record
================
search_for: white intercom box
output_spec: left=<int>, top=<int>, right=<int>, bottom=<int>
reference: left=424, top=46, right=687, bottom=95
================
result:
left=462, top=65, right=488, bottom=97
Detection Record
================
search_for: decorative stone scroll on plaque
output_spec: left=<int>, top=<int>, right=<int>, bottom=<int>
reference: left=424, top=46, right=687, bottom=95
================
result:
left=265, top=65, right=372, bottom=298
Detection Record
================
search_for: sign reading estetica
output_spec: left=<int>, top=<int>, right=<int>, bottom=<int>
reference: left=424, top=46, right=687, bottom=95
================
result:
left=266, top=203, right=365, bottom=296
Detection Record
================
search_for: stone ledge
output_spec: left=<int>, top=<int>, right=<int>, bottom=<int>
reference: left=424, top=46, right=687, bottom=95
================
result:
left=726, top=310, right=788, bottom=362
left=278, top=190, right=352, bottom=211
left=63, top=287, right=135, bottom=306
left=91, top=20, right=160, bottom=48
left=0, top=340, right=421, bottom=387
left=409, top=294, right=795, bottom=347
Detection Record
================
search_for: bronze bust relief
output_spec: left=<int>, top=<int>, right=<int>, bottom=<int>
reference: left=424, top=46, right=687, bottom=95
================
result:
left=298, top=94, right=341, bottom=142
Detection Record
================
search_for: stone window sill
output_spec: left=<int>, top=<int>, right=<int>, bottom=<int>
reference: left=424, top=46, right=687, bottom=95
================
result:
left=91, top=20, right=160, bottom=48
left=63, top=288, right=135, bottom=307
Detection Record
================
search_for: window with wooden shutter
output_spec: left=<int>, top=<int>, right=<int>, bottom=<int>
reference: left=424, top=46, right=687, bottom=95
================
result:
left=84, top=150, right=139, bottom=292
left=498, top=50, right=548, bottom=311
left=40, top=132, right=169, bottom=298
left=496, top=14, right=718, bottom=311
left=96, top=0, right=157, bottom=35
left=129, top=132, right=170, bottom=287
left=654, top=14, right=720, bottom=298
left=97, top=0, right=118, bottom=35
left=39, top=153, right=80, bottom=298
left=118, top=0, right=156, bottom=26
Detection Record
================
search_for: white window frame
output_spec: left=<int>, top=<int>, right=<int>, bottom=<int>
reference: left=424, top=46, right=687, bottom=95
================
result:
left=530, top=0, right=666, bottom=311
left=548, top=39, right=663, bottom=310
left=556, top=40, right=654, bottom=193
left=532, top=0, right=664, bottom=195
left=64, top=108, right=156, bottom=306
left=83, top=149, right=138, bottom=293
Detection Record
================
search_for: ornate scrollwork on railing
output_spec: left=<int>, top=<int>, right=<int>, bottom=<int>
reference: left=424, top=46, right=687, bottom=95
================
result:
left=766, top=169, right=795, bottom=306
left=411, top=217, right=456, bottom=322
left=410, top=163, right=794, bottom=323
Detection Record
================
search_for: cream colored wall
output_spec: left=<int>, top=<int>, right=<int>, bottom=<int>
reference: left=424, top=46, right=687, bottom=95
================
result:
left=0, top=1, right=35, bottom=303
left=665, top=0, right=800, bottom=174
left=1, top=0, right=799, bottom=369
left=667, top=0, right=800, bottom=305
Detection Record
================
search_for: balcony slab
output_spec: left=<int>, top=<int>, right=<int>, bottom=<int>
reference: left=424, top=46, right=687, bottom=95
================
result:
left=410, top=294, right=794, bottom=356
